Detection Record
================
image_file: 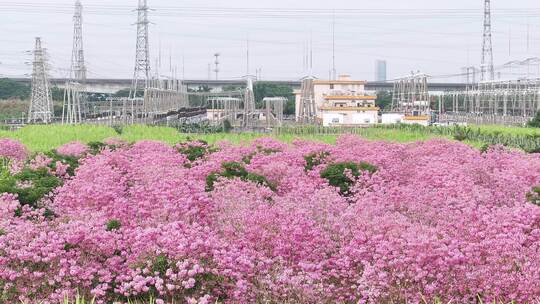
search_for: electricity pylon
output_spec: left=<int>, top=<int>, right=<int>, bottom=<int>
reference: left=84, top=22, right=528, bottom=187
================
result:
left=481, top=0, right=494, bottom=81
left=63, top=0, right=87, bottom=124
left=130, top=0, right=151, bottom=100
left=28, top=37, right=53, bottom=124
left=242, top=76, right=257, bottom=128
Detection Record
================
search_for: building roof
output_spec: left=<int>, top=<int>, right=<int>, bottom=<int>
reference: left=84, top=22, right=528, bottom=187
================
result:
left=403, top=115, right=430, bottom=121
left=313, top=80, right=367, bottom=85
left=320, top=106, right=380, bottom=112
left=323, top=95, right=377, bottom=100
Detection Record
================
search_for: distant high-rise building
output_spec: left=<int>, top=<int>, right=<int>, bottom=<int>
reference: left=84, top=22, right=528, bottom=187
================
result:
left=375, top=60, right=387, bottom=81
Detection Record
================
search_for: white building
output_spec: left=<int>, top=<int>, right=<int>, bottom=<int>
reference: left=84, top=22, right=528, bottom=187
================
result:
left=320, top=95, right=379, bottom=126
left=295, top=75, right=379, bottom=125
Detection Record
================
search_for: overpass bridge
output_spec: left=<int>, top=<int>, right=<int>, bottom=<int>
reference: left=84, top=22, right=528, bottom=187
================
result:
left=11, top=78, right=468, bottom=94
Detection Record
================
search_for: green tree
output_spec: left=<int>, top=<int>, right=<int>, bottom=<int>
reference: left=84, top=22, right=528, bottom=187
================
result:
left=528, top=111, right=540, bottom=128
left=222, top=85, right=244, bottom=92
left=0, top=78, right=30, bottom=100
left=113, top=88, right=143, bottom=98
left=376, top=91, right=393, bottom=110
left=253, top=82, right=295, bottom=115
left=50, top=87, right=65, bottom=101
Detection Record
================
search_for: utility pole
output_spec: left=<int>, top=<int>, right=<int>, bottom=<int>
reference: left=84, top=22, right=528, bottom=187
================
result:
left=214, top=53, right=220, bottom=80
left=28, top=37, right=53, bottom=124
left=130, top=0, right=151, bottom=100
left=481, top=0, right=494, bottom=81
left=63, top=0, right=87, bottom=124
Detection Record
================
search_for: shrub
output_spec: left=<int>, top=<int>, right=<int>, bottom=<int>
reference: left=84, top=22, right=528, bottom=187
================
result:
left=304, top=151, right=330, bottom=171
left=112, top=125, right=123, bottom=135
left=526, top=187, right=540, bottom=206
left=106, top=219, right=121, bottom=231
left=321, top=162, right=377, bottom=195
left=453, top=126, right=472, bottom=141
left=44, top=150, right=80, bottom=176
left=528, top=111, right=540, bottom=128
left=206, top=161, right=275, bottom=191
left=87, top=141, right=107, bottom=155
left=176, top=140, right=217, bottom=162
left=0, top=167, right=62, bottom=209
left=222, top=119, right=232, bottom=133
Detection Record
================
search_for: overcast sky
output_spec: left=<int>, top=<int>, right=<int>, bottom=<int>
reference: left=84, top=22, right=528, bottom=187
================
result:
left=1, top=0, right=540, bottom=82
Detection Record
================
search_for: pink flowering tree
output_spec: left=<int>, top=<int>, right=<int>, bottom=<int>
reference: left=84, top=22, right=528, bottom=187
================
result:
left=0, top=138, right=29, bottom=171
left=1, top=137, right=540, bottom=302
left=56, top=141, right=89, bottom=158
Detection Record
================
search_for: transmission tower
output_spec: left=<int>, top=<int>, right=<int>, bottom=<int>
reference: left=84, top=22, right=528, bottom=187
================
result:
left=63, top=0, right=87, bottom=124
left=130, top=0, right=151, bottom=100
left=243, top=76, right=257, bottom=128
left=298, top=38, right=317, bottom=124
left=28, top=37, right=53, bottom=124
left=481, top=0, right=494, bottom=81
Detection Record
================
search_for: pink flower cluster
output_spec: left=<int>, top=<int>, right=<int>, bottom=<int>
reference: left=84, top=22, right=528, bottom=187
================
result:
left=0, top=138, right=29, bottom=161
left=56, top=141, right=89, bottom=158
left=1, top=136, right=540, bottom=303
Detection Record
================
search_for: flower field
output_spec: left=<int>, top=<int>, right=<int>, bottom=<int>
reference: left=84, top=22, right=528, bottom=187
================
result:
left=1, top=135, right=540, bottom=303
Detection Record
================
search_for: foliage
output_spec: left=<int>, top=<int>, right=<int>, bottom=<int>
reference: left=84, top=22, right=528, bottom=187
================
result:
left=253, top=82, right=295, bottom=115
left=50, top=86, right=65, bottom=101
left=206, top=161, right=275, bottom=191
left=174, top=122, right=226, bottom=134
left=376, top=90, right=393, bottom=110
left=222, top=119, right=232, bottom=133
left=2, top=137, right=540, bottom=302
left=44, top=150, right=80, bottom=176
left=528, top=110, right=540, bottom=128
left=453, top=126, right=472, bottom=141
left=304, top=151, right=330, bottom=171
left=0, top=167, right=61, bottom=209
left=87, top=141, right=107, bottom=155
left=320, top=161, right=377, bottom=195
left=106, top=219, right=121, bottom=231
left=0, top=78, right=30, bottom=100
left=0, top=99, right=27, bottom=120
left=113, top=88, right=143, bottom=98
left=176, top=139, right=217, bottom=162
left=112, top=125, right=123, bottom=135
left=526, top=187, right=540, bottom=206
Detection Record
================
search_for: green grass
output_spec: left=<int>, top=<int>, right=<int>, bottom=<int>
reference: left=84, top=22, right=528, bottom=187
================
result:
left=0, top=124, right=473, bottom=152
left=0, top=125, right=117, bottom=152
left=472, top=124, right=540, bottom=136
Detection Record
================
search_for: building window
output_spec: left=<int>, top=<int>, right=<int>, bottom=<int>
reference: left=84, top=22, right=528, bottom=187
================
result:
left=332, top=118, right=340, bottom=123
left=330, top=84, right=334, bottom=89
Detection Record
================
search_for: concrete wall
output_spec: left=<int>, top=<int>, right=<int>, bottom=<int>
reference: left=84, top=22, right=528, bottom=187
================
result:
left=322, top=110, right=378, bottom=127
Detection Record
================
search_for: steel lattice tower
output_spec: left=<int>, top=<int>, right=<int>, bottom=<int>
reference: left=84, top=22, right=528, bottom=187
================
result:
left=242, top=76, right=257, bottom=127
left=130, top=0, right=151, bottom=100
left=28, top=37, right=53, bottom=124
left=63, top=0, right=87, bottom=124
left=481, top=0, right=494, bottom=81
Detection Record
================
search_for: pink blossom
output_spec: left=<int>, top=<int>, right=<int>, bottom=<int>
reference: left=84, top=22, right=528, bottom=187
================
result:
left=1, top=137, right=540, bottom=303
left=56, top=141, right=89, bottom=157
left=0, top=138, right=29, bottom=161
